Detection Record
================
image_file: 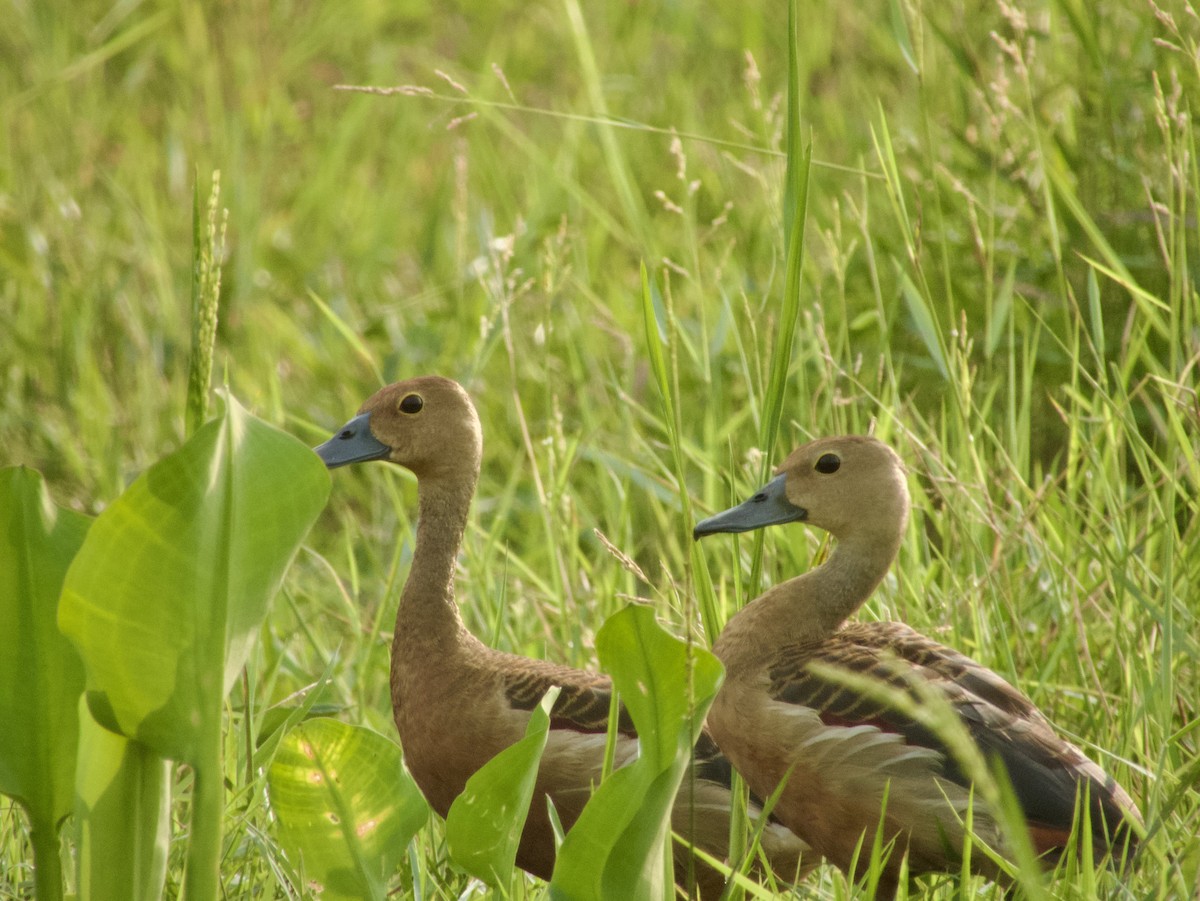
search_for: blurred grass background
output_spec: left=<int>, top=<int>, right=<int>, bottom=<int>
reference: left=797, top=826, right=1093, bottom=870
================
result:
left=2, top=0, right=1197, bottom=897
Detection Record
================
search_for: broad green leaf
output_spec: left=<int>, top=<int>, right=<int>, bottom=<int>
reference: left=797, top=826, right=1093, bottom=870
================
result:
left=0, top=466, right=91, bottom=901
left=57, top=395, right=329, bottom=901
left=57, top=394, right=330, bottom=764
left=549, top=604, right=723, bottom=901
left=446, top=687, right=559, bottom=886
left=74, top=700, right=171, bottom=901
left=268, top=718, right=429, bottom=900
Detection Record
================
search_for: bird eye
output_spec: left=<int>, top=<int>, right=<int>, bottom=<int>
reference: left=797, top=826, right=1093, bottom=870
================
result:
left=399, top=394, right=424, bottom=414
left=815, top=453, right=841, bottom=474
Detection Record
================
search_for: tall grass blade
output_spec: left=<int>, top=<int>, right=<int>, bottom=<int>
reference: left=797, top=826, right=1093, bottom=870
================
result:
left=640, top=263, right=721, bottom=638
left=897, top=265, right=950, bottom=381
left=751, top=0, right=812, bottom=595
left=307, top=290, right=384, bottom=385
left=560, top=0, right=649, bottom=248
left=888, top=0, right=919, bottom=75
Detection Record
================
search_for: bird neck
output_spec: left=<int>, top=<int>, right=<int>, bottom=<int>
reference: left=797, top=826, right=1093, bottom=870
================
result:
left=715, top=527, right=903, bottom=662
left=799, top=531, right=901, bottom=633
left=393, top=471, right=478, bottom=656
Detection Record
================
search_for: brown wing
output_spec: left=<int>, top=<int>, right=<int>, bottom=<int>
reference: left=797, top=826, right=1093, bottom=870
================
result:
left=501, top=655, right=634, bottom=734
left=501, top=654, right=750, bottom=799
left=768, top=621, right=1139, bottom=859
left=499, top=651, right=812, bottom=886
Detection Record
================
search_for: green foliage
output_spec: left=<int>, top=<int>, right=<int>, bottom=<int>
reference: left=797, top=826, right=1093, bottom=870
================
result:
left=57, top=395, right=330, bottom=900
left=751, top=0, right=813, bottom=600
left=445, top=688, right=558, bottom=887
left=767, top=0, right=812, bottom=459
left=73, top=703, right=171, bottom=901
left=267, top=718, right=429, bottom=901
left=549, top=604, right=723, bottom=901
left=0, top=468, right=90, bottom=901
left=3, top=0, right=1198, bottom=896
left=58, top=394, right=329, bottom=763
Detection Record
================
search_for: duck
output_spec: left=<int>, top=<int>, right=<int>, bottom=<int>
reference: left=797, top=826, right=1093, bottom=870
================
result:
left=314, top=376, right=812, bottom=897
left=693, top=435, right=1141, bottom=897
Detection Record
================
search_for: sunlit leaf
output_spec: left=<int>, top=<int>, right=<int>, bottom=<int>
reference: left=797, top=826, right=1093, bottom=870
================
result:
left=57, top=394, right=331, bottom=901
left=550, top=604, right=723, bottom=901
left=446, top=687, right=558, bottom=886
left=74, top=701, right=171, bottom=901
left=268, top=718, right=429, bottom=900
left=0, top=467, right=90, bottom=817
left=57, top=393, right=330, bottom=764
left=0, top=466, right=91, bottom=901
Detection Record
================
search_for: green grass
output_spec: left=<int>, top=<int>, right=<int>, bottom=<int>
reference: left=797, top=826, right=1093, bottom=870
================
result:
left=3, top=0, right=1197, bottom=897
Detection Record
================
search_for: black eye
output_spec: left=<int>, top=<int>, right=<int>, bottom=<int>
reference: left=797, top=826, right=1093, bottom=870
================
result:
left=815, top=453, right=841, bottom=474
left=399, top=394, right=424, bottom=414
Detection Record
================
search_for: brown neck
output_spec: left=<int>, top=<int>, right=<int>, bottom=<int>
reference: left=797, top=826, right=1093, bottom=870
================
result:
left=714, top=527, right=904, bottom=664
left=392, top=470, right=479, bottom=661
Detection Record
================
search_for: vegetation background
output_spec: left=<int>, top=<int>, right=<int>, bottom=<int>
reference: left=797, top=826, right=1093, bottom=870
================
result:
left=2, top=0, right=1197, bottom=897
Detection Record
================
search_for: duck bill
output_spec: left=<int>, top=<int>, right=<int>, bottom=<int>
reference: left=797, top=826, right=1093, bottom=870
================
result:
left=693, top=474, right=807, bottom=540
left=314, top=412, right=391, bottom=469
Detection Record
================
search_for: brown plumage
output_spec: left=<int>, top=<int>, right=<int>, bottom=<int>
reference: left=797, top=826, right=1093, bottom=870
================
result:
left=315, top=376, right=812, bottom=897
left=694, top=435, right=1141, bottom=897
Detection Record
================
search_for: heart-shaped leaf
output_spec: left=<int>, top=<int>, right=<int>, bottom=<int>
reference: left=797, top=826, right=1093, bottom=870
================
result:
left=57, top=394, right=331, bottom=901
left=268, top=718, right=429, bottom=900
left=57, top=394, right=330, bottom=764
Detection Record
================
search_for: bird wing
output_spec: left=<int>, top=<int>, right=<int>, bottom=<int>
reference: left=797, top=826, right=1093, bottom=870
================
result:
left=499, top=651, right=814, bottom=882
left=500, top=655, right=738, bottom=787
left=767, top=621, right=1138, bottom=856
left=501, top=656, right=633, bottom=734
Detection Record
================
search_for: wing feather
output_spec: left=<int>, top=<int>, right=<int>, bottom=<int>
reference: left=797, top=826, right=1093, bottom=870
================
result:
left=766, top=621, right=1138, bottom=856
left=501, top=656, right=634, bottom=734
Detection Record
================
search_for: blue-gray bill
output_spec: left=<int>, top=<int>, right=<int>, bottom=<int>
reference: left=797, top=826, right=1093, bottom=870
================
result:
left=692, top=473, right=807, bottom=540
left=314, top=412, right=391, bottom=469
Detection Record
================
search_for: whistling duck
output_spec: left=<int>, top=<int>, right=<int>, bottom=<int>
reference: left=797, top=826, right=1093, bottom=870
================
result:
left=315, top=376, right=811, bottom=897
left=694, top=436, right=1141, bottom=897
